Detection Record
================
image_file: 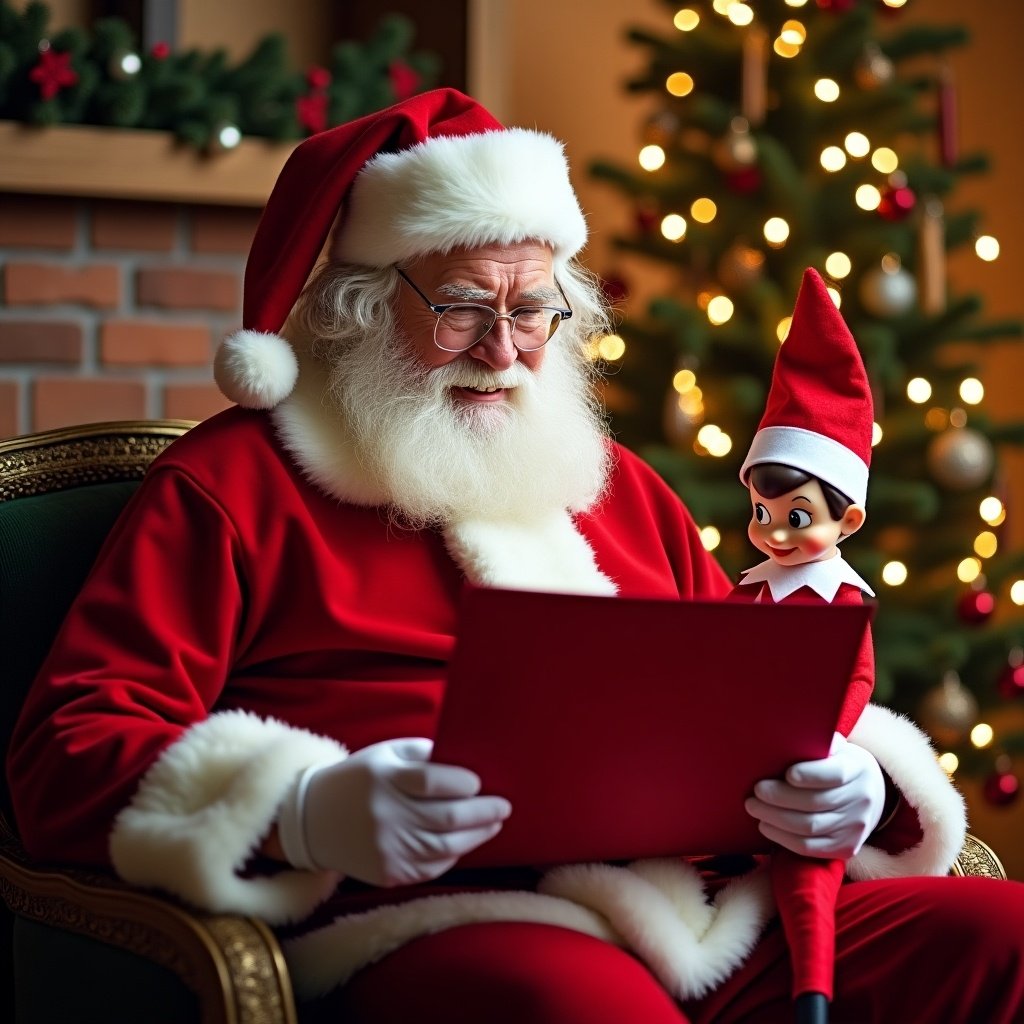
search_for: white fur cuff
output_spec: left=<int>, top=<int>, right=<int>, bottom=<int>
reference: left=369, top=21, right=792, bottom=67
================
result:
left=110, top=710, right=346, bottom=923
left=848, top=703, right=967, bottom=879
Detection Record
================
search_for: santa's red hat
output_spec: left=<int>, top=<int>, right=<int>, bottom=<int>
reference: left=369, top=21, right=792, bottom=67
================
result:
left=739, top=268, right=873, bottom=506
left=214, top=88, right=588, bottom=409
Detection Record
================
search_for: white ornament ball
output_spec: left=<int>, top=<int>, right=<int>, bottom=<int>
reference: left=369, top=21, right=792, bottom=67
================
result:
left=926, top=427, right=995, bottom=490
left=859, top=265, right=917, bottom=317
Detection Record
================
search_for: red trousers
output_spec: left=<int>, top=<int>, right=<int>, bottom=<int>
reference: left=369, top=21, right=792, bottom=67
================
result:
left=316, top=877, right=1024, bottom=1023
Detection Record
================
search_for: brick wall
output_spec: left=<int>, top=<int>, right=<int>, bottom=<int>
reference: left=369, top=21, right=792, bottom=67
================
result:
left=0, top=193, right=264, bottom=439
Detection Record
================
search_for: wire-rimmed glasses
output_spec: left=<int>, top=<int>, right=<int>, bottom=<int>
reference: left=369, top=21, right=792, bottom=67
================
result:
left=395, top=267, right=573, bottom=353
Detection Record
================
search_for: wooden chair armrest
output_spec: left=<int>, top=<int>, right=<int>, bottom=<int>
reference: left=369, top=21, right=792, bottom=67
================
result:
left=951, top=832, right=1007, bottom=880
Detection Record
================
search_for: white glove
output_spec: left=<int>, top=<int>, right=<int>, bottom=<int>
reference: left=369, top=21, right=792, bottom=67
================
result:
left=277, top=738, right=512, bottom=887
left=744, top=733, right=886, bottom=860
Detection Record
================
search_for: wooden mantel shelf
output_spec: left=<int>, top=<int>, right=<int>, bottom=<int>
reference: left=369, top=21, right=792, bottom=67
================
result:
left=0, top=121, right=297, bottom=207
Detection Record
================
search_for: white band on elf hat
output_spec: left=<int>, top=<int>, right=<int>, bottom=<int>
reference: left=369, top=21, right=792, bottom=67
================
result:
left=333, top=128, right=587, bottom=269
left=740, top=425, right=869, bottom=507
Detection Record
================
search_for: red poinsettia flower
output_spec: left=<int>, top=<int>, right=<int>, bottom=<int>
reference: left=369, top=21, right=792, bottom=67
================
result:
left=389, top=60, right=420, bottom=101
left=29, top=47, right=79, bottom=101
left=296, top=92, right=329, bottom=135
left=306, top=65, right=332, bottom=91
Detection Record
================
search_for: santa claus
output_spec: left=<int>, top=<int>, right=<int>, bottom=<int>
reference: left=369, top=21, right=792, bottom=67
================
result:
left=9, top=89, right=1024, bottom=1023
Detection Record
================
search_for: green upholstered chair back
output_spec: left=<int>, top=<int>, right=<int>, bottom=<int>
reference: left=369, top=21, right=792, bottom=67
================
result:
left=0, top=420, right=194, bottom=823
left=0, top=421, right=193, bottom=1021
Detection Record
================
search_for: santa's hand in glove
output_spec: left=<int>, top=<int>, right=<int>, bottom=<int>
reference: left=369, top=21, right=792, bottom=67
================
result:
left=277, top=737, right=511, bottom=886
left=745, top=732, right=886, bottom=860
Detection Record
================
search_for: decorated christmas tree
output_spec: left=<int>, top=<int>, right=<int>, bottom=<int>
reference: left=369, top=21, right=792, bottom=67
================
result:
left=591, top=0, right=1024, bottom=796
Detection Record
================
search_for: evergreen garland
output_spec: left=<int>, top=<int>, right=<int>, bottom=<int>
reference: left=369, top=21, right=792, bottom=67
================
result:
left=0, top=1, right=441, bottom=150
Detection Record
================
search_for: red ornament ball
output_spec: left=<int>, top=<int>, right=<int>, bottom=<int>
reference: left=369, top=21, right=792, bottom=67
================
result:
left=983, top=767, right=1020, bottom=807
left=600, top=275, right=630, bottom=304
left=998, top=662, right=1024, bottom=699
left=957, top=589, right=995, bottom=624
left=634, top=205, right=660, bottom=235
left=726, top=166, right=762, bottom=194
left=877, top=184, right=917, bottom=221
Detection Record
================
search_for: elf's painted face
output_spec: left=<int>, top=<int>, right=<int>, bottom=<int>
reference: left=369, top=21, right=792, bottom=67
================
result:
left=747, top=477, right=864, bottom=566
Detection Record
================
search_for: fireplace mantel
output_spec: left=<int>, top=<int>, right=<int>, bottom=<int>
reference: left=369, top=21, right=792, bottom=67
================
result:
left=0, top=122, right=296, bottom=207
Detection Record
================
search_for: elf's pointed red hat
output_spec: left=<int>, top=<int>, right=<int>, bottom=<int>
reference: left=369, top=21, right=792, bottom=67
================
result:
left=739, top=268, right=873, bottom=506
left=214, top=88, right=588, bottom=409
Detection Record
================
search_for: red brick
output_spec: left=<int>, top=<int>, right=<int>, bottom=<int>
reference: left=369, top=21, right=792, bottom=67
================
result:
left=32, top=377, right=147, bottom=432
left=0, top=194, right=78, bottom=249
left=190, top=206, right=262, bottom=254
left=0, top=320, right=83, bottom=363
left=3, top=262, right=121, bottom=308
left=136, top=267, right=240, bottom=312
left=0, top=380, right=19, bottom=439
left=163, top=383, right=232, bottom=422
left=100, top=320, right=211, bottom=367
left=91, top=201, right=179, bottom=252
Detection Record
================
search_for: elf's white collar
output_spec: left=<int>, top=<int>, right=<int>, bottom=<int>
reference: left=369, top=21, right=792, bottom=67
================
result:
left=738, top=553, right=874, bottom=603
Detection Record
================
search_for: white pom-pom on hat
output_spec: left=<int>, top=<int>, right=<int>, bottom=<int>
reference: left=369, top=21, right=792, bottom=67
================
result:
left=214, top=330, right=299, bottom=410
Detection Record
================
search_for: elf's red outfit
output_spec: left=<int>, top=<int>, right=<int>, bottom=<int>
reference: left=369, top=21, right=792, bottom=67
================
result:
left=8, top=90, right=1024, bottom=1022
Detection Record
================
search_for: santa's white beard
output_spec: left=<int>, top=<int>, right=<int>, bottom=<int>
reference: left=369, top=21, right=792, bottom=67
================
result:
left=326, top=329, right=612, bottom=527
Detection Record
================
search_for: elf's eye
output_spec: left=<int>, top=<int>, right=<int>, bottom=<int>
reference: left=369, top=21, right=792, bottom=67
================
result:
left=755, top=503, right=771, bottom=525
left=789, top=509, right=812, bottom=528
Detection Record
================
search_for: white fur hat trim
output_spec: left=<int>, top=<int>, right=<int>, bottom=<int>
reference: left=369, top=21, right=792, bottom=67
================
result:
left=332, top=128, right=588, bottom=268
left=214, top=330, right=299, bottom=410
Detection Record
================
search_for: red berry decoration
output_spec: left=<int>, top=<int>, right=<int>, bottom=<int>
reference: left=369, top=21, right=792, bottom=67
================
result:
left=151, top=41, right=171, bottom=60
left=983, top=765, right=1020, bottom=807
left=389, top=60, right=421, bottom=101
left=877, top=183, right=917, bottom=221
left=957, top=588, right=995, bottom=624
left=306, top=65, right=332, bottom=90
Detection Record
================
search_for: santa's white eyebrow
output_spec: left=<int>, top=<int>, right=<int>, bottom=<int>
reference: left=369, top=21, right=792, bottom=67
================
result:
left=436, top=283, right=561, bottom=303
left=437, top=282, right=496, bottom=300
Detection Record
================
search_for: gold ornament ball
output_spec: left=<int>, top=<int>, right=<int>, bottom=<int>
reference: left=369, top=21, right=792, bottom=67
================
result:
left=918, top=671, right=979, bottom=747
left=718, top=245, right=765, bottom=292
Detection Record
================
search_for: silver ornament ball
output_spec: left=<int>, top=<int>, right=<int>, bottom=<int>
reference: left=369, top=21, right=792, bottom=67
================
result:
left=926, top=428, right=994, bottom=490
left=859, top=265, right=917, bottom=317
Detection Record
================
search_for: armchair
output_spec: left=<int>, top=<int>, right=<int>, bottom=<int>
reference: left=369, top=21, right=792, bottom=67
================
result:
left=0, top=420, right=1007, bottom=1023
left=0, top=421, right=297, bottom=1024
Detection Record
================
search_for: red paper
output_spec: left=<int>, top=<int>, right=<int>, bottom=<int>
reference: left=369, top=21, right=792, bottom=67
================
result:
left=433, top=588, right=871, bottom=869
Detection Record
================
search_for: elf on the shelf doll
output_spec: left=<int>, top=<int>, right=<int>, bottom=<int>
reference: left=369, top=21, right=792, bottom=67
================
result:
left=731, top=267, right=877, bottom=1024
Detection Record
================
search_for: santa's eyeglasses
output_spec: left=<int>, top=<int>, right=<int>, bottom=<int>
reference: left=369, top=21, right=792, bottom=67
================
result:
left=394, top=267, right=573, bottom=353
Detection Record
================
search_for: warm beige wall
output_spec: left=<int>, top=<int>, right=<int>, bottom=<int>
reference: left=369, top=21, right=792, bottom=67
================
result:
left=180, top=0, right=333, bottom=69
